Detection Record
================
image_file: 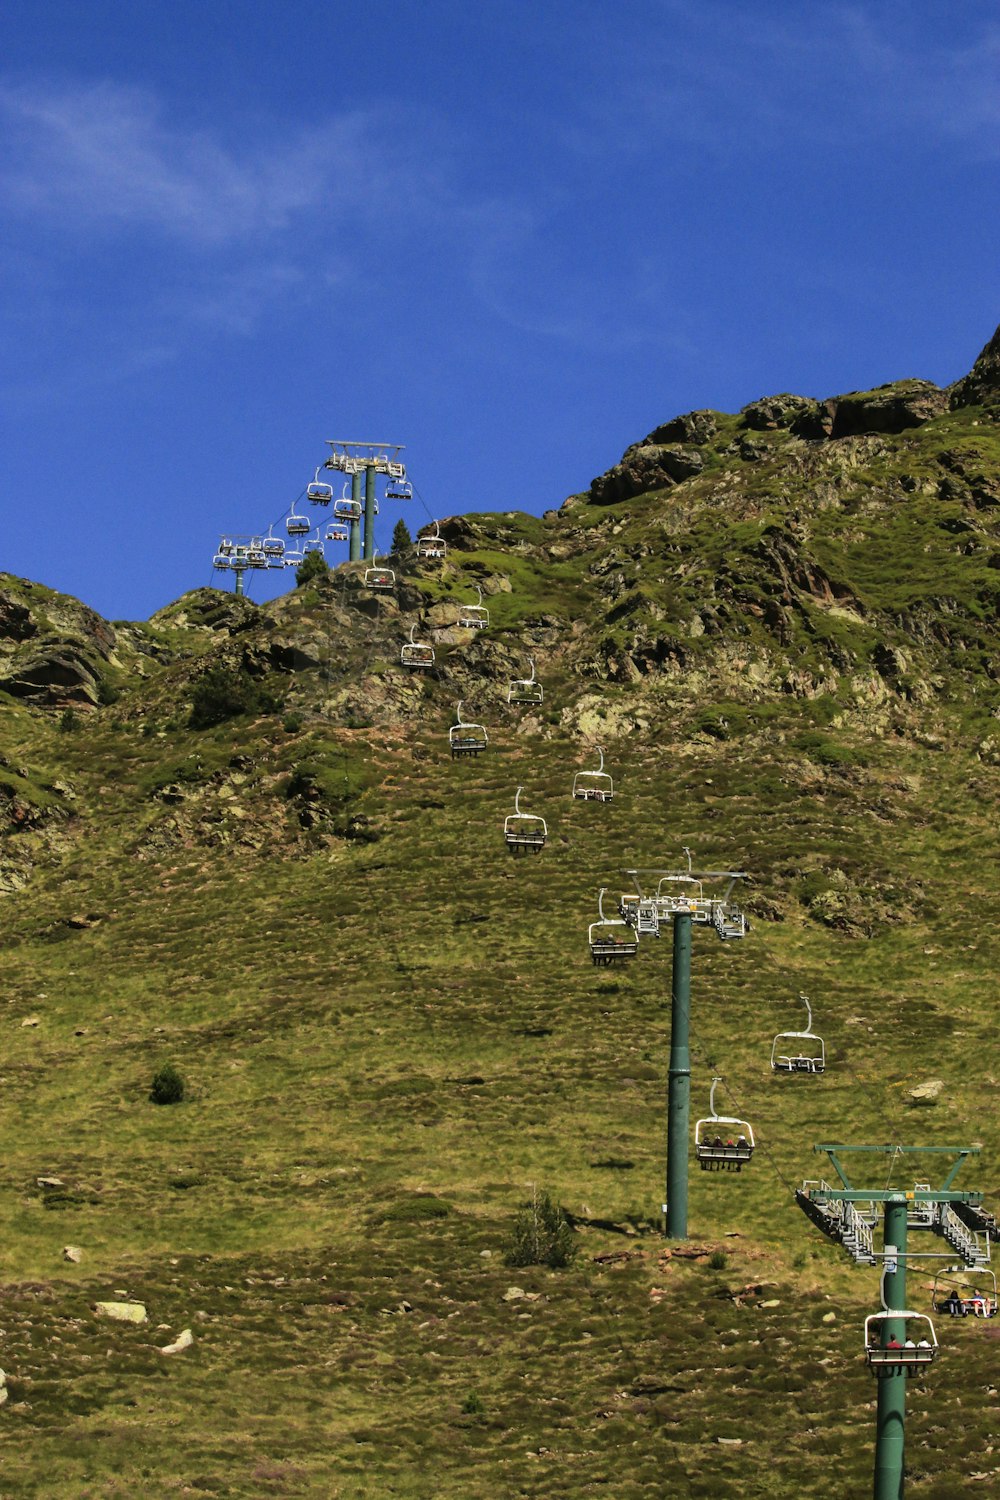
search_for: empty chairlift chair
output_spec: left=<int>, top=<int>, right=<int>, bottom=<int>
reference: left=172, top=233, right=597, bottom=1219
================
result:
left=588, top=888, right=639, bottom=965
left=385, top=476, right=412, bottom=501
left=286, top=501, right=311, bottom=537
left=864, top=1310, right=938, bottom=1375
left=306, top=467, right=334, bottom=505
left=771, top=993, right=826, bottom=1074
left=695, top=1078, right=755, bottom=1172
left=503, top=786, right=546, bottom=856
left=302, top=533, right=326, bottom=558
left=416, top=521, right=446, bottom=560
left=573, top=746, right=614, bottom=801
left=449, top=701, right=488, bottom=759
left=507, top=656, right=543, bottom=706
left=458, top=585, right=489, bottom=630
left=400, top=623, right=435, bottom=670
left=364, top=552, right=395, bottom=590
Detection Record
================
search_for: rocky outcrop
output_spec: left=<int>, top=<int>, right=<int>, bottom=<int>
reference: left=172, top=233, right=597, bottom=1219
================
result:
left=741, top=394, right=817, bottom=432
left=827, top=380, right=948, bottom=438
left=644, top=409, right=719, bottom=445
left=590, top=443, right=705, bottom=504
left=950, top=322, right=1000, bottom=409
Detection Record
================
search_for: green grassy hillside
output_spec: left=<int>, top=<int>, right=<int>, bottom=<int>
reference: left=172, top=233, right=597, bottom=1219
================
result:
left=1, top=329, right=999, bottom=1496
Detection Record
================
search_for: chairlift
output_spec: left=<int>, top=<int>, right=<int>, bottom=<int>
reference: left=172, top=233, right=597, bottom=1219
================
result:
left=503, top=786, right=546, bottom=856
left=449, top=701, right=488, bottom=758
left=386, top=461, right=406, bottom=481
left=333, top=484, right=363, bottom=523
left=589, top=888, right=639, bottom=965
left=695, top=1078, right=755, bottom=1172
left=416, top=521, right=446, bottom=560
left=306, top=467, right=334, bottom=505
left=932, top=1266, right=998, bottom=1319
left=262, top=531, right=285, bottom=560
left=212, top=552, right=232, bottom=571
left=771, top=993, right=826, bottom=1074
left=325, top=522, right=348, bottom=543
left=283, top=546, right=304, bottom=568
left=302, top=534, right=325, bottom=557
left=218, top=537, right=236, bottom=557
left=364, top=552, right=395, bottom=590
left=386, top=476, right=412, bottom=501
left=246, top=540, right=268, bottom=569
left=458, top=585, right=489, bottom=630
left=286, top=501, right=310, bottom=536
left=864, top=1311, right=938, bottom=1375
left=507, top=656, right=543, bottom=705
left=573, top=746, right=614, bottom=801
left=400, top=622, right=435, bottom=670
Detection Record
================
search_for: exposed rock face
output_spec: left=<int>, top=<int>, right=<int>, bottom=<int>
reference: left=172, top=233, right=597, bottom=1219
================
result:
left=0, top=637, right=105, bottom=706
left=0, top=578, right=119, bottom=706
left=644, top=409, right=719, bottom=445
left=950, top=322, right=1000, bottom=409
left=827, top=380, right=949, bottom=438
left=590, top=443, right=705, bottom=504
left=741, top=394, right=816, bottom=431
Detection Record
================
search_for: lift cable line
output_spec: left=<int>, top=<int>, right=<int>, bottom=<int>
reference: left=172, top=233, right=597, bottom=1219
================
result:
left=796, top=1143, right=994, bottom=1499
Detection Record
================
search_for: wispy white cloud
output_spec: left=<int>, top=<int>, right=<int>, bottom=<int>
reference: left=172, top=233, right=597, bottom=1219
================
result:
left=0, top=80, right=382, bottom=244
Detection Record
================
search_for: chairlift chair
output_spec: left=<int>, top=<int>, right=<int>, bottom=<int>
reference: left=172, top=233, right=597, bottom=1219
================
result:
left=458, top=585, right=489, bottom=630
left=416, top=521, right=446, bottom=560
left=864, top=1311, right=938, bottom=1375
left=364, top=553, right=396, bottom=590
left=386, top=461, right=406, bottom=481
left=325, top=522, right=348, bottom=543
left=386, top=477, right=412, bottom=501
left=302, top=534, right=325, bottom=557
left=218, top=537, right=236, bottom=557
left=932, top=1266, right=998, bottom=1319
left=589, top=888, right=639, bottom=965
left=771, top=994, right=826, bottom=1074
left=449, top=701, right=488, bottom=758
left=247, top=540, right=268, bottom=569
left=695, top=1078, right=755, bottom=1172
left=262, top=531, right=285, bottom=560
left=333, top=484, right=363, bottom=523
left=306, top=468, right=334, bottom=505
left=507, top=656, right=543, bottom=705
left=573, top=746, right=614, bottom=801
left=286, top=502, right=310, bottom=537
left=503, top=786, right=546, bottom=856
left=400, top=623, right=435, bottom=670
left=283, top=546, right=305, bottom=568
left=213, top=552, right=232, bottom=571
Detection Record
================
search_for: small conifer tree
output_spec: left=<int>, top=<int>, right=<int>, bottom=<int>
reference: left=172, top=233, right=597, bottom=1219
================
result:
left=391, top=518, right=412, bottom=554
left=295, top=549, right=329, bottom=587
left=150, top=1062, right=185, bottom=1105
left=503, top=1186, right=577, bottom=1268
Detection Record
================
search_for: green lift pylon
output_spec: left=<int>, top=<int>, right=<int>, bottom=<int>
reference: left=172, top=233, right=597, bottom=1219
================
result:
left=797, top=1144, right=994, bottom=1499
left=620, top=859, right=749, bottom=1240
left=323, top=441, right=407, bottom=566
left=349, top=470, right=362, bottom=563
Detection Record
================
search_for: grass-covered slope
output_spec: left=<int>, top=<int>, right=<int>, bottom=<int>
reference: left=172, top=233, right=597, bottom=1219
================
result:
left=0, top=329, right=999, bottom=1496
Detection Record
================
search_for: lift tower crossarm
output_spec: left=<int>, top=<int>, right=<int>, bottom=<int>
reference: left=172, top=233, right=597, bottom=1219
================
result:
left=798, top=1142, right=992, bottom=1499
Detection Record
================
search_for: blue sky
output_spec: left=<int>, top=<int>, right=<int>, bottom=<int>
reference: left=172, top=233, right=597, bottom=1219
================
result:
left=1, top=1, right=997, bottom=619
